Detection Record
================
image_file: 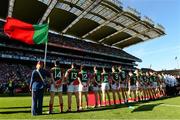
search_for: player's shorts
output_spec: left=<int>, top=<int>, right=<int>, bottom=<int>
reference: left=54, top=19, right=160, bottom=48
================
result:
left=153, top=82, right=157, bottom=88
left=79, top=82, right=88, bottom=92
left=136, top=82, right=140, bottom=89
left=119, top=83, right=126, bottom=88
left=139, top=84, right=144, bottom=89
left=50, top=84, right=63, bottom=92
left=67, top=83, right=80, bottom=93
left=162, top=83, right=166, bottom=88
left=129, top=85, right=136, bottom=91
left=101, top=83, right=110, bottom=91
left=112, top=83, right=119, bottom=90
left=147, top=85, right=151, bottom=89
left=93, top=85, right=101, bottom=92
left=142, top=84, right=147, bottom=89
left=143, top=86, right=146, bottom=89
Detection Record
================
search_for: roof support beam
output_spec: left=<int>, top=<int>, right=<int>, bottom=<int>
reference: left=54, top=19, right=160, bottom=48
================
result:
left=112, top=28, right=154, bottom=46
left=98, top=19, right=141, bottom=43
left=82, top=11, right=124, bottom=38
left=39, top=0, right=58, bottom=25
left=62, top=0, right=102, bottom=33
left=8, top=0, right=16, bottom=17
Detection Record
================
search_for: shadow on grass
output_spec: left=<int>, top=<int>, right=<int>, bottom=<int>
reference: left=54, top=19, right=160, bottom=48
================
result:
left=0, top=110, right=31, bottom=114
left=0, top=105, right=59, bottom=110
left=0, top=97, right=172, bottom=115
left=131, top=103, right=163, bottom=113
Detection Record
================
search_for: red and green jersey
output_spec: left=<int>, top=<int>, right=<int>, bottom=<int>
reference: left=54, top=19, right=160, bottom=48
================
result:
left=112, top=72, right=119, bottom=83
left=94, top=71, right=101, bottom=83
left=119, top=70, right=126, bottom=82
left=67, top=68, right=79, bottom=85
left=102, top=72, right=109, bottom=83
left=4, top=17, right=48, bottom=45
left=50, top=66, right=62, bottom=81
left=79, top=70, right=88, bottom=82
left=130, top=74, right=137, bottom=85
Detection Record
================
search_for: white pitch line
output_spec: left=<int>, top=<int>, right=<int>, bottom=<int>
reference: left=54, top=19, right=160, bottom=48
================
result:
left=143, top=102, right=180, bottom=108
left=161, top=104, right=180, bottom=108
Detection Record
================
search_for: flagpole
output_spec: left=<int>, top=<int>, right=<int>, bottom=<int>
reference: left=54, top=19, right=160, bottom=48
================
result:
left=175, top=57, right=180, bottom=69
left=43, top=18, right=49, bottom=69
left=44, top=42, right=48, bottom=69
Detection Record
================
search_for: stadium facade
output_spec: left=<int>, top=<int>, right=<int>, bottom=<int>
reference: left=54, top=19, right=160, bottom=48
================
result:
left=0, top=0, right=165, bottom=69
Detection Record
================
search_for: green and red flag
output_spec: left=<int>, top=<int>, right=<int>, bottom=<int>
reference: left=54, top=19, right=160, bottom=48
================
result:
left=3, top=17, right=48, bottom=45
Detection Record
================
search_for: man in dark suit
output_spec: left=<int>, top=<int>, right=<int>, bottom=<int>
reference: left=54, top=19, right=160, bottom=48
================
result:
left=30, top=61, right=48, bottom=116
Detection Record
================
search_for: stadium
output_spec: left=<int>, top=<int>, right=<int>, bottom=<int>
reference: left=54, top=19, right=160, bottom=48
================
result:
left=1, top=0, right=180, bottom=119
left=0, top=0, right=165, bottom=83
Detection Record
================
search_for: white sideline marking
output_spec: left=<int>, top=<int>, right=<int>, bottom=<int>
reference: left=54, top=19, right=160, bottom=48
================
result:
left=144, top=103, right=180, bottom=108
left=161, top=104, right=180, bottom=108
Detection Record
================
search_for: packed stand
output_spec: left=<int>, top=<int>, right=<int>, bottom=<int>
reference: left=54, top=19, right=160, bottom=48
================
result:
left=0, top=63, right=32, bottom=94
left=49, top=33, right=140, bottom=61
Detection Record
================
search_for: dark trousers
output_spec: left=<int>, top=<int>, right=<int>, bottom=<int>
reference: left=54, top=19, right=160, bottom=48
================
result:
left=32, top=89, right=44, bottom=115
left=8, top=87, right=14, bottom=96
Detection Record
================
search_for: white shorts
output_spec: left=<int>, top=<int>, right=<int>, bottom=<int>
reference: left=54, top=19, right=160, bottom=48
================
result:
left=67, top=83, right=80, bottom=93
left=50, top=84, right=63, bottom=92
left=153, top=82, right=157, bottom=88
left=101, top=83, right=110, bottom=91
left=112, top=83, right=119, bottom=90
left=120, top=83, right=126, bottom=88
left=143, top=86, right=147, bottom=89
left=79, top=82, right=88, bottom=92
left=162, top=83, right=166, bottom=88
left=93, top=85, right=100, bottom=92
left=129, top=85, right=136, bottom=91
left=148, top=85, right=152, bottom=89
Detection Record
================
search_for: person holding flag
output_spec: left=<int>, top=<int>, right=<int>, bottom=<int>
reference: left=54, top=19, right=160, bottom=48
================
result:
left=4, top=17, right=49, bottom=116
left=29, top=61, right=49, bottom=116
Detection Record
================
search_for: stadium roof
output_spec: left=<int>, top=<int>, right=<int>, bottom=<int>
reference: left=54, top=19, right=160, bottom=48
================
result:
left=0, top=0, right=165, bottom=49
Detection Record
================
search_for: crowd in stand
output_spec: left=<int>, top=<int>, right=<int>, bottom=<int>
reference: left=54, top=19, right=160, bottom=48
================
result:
left=0, top=63, right=31, bottom=94
left=0, top=50, right=127, bottom=68
left=49, top=33, right=139, bottom=61
left=0, top=61, right=180, bottom=97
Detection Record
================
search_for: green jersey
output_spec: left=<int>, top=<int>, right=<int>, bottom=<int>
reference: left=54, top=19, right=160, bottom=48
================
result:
left=68, top=68, right=78, bottom=83
left=80, top=70, right=88, bottom=82
left=94, top=71, right=101, bottom=83
left=102, top=73, right=109, bottom=83
left=51, top=66, right=62, bottom=81
left=112, top=72, right=119, bottom=84
left=119, top=70, right=126, bottom=82
left=130, top=74, right=137, bottom=85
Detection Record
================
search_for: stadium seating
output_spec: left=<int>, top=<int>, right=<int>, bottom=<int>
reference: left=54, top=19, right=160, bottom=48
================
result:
left=49, top=33, right=140, bottom=61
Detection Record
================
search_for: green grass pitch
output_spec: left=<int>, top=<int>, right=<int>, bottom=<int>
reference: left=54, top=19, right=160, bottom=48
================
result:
left=0, top=94, right=180, bottom=119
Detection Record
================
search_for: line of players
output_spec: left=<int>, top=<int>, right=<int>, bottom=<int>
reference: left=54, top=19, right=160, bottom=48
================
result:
left=49, top=60, right=166, bottom=113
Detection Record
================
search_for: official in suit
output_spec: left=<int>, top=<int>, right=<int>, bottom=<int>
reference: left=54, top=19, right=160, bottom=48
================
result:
left=30, top=61, right=48, bottom=116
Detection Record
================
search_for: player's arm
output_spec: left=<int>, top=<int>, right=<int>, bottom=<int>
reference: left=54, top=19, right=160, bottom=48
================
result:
left=111, top=75, right=117, bottom=84
left=50, top=72, right=56, bottom=87
left=92, top=74, right=98, bottom=85
left=90, top=75, right=95, bottom=85
left=78, top=72, right=82, bottom=85
left=100, top=73, right=103, bottom=84
left=87, top=75, right=91, bottom=86
left=118, top=74, right=122, bottom=84
left=64, top=69, right=70, bottom=84
left=61, top=73, right=65, bottom=84
left=128, top=76, right=130, bottom=87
